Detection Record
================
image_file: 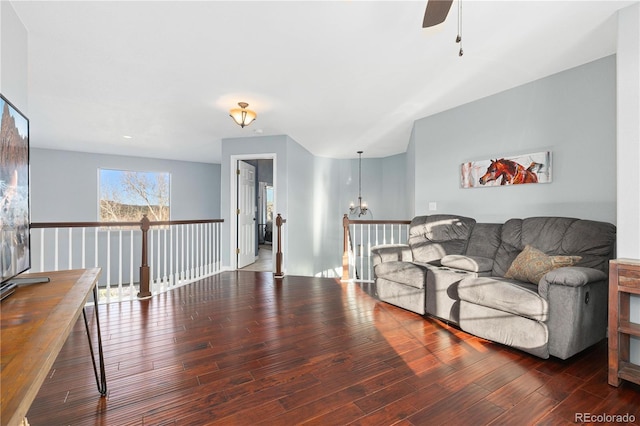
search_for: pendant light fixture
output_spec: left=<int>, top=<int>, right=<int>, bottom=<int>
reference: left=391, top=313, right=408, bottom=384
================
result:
left=349, top=151, right=371, bottom=217
left=229, top=102, right=257, bottom=128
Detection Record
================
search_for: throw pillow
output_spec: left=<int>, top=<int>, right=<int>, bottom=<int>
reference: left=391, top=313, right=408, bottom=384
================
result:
left=504, top=245, right=582, bottom=285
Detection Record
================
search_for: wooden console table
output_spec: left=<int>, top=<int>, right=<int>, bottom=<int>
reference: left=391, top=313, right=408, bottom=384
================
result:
left=1, top=268, right=106, bottom=426
left=608, top=259, right=640, bottom=387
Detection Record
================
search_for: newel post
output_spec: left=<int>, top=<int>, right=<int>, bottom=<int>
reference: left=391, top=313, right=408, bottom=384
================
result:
left=342, top=214, right=350, bottom=281
left=138, top=215, right=152, bottom=298
left=274, top=214, right=286, bottom=278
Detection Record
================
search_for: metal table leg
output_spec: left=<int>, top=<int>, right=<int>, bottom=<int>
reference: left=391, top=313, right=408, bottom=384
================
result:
left=83, top=284, right=107, bottom=396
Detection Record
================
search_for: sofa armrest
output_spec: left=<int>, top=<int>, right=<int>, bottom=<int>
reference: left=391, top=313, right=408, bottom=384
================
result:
left=538, top=266, right=609, bottom=359
left=370, top=244, right=412, bottom=267
left=538, top=267, right=607, bottom=299
left=441, top=255, right=494, bottom=273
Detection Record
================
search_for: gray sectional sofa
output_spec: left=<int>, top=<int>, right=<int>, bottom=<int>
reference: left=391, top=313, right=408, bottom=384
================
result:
left=371, top=214, right=616, bottom=359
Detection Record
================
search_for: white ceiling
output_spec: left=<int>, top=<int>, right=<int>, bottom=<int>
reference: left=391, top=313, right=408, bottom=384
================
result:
left=10, top=0, right=635, bottom=163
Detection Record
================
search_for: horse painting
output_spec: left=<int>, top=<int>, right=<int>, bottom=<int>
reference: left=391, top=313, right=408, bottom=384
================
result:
left=479, top=158, right=542, bottom=186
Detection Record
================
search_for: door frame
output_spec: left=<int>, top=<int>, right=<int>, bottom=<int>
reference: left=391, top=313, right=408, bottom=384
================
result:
left=229, top=153, right=277, bottom=270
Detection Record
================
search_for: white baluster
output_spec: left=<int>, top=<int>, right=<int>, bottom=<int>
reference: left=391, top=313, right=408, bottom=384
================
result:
left=106, top=228, right=111, bottom=303
left=68, top=228, right=73, bottom=270
left=130, top=229, right=134, bottom=300
left=163, top=228, right=168, bottom=288
left=118, top=229, right=123, bottom=300
left=94, top=228, right=99, bottom=268
left=53, top=228, right=59, bottom=271
left=39, top=229, right=45, bottom=271
left=187, top=224, right=192, bottom=280
left=216, top=222, right=221, bottom=271
left=181, top=224, right=185, bottom=283
left=81, top=228, right=86, bottom=268
left=155, top=228, right=160, bottom=288
left=169, top=225, right=175, bottom=288
left=367, top=223, right=372, bottom=282
left=193, top=223, right=202, bottom=278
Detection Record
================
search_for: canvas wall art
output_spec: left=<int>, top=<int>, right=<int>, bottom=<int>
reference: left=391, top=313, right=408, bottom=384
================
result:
left=461, top=151, right=552, bottom=189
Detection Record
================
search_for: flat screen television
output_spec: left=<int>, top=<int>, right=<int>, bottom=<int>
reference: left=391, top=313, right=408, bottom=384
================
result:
left=1, top=93, right=31, bottom=286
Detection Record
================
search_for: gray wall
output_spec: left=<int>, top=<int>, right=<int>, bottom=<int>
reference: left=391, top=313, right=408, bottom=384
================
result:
left=0, top=1, right=28, bottom=110
left=220, top=137, right=409, bottom=277
left=220, top=134, right=323, bottom=276
left=220, top=135, right=288, bottom=271
left=411, top=55, right=617, bottom=225
left=29, top=148, right=220, bottom=283
left=312, top=156, right=346, bottom=278
left=31, top=148, right=221, bottom=222
left=314, top=153, right=410, bottom=277
left=310, top=154, right=410, bottom=278
left=381, top=153, right=410, bottom=220
left=406, top=127, right=417, bottom=216
left=285, top=137, right=316, bottom=275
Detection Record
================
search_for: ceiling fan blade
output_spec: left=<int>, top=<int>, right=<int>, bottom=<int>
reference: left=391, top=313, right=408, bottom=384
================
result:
left=422, top=0, right=454, bottom=28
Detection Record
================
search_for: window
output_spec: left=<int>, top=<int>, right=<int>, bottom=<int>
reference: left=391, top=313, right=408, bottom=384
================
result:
left=99, top=169, right=170, bottom=222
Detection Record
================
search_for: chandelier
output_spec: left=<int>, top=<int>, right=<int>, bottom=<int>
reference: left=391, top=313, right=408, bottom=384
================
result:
left=349, top=151, right=371, bottom=217
left=229, top=102, right=257, bottom=128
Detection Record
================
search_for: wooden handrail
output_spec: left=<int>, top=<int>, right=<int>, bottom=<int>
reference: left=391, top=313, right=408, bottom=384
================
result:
left=274, top=214, right=286, bottom=278
left=30, top=218, right=224, bottom=229
left=344, top=219, right=412, bottom=225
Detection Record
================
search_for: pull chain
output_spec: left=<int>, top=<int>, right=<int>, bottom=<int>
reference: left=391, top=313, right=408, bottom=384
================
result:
left=457, top=0, right=463, bottom=56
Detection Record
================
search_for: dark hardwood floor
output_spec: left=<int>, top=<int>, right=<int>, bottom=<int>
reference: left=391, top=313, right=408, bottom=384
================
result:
left=27, top=272, right=640, bottom=425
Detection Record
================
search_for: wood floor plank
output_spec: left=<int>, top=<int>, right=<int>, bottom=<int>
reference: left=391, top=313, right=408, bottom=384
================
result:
left=353, top=380, right=419, bottom=414
left=485, top=369, right=552, bottom=409
left=266, top=382, right=369, bottom=425
left=544, top=388, right=606, bottom=423
left=488, top=388, right=558, bottom=425
left=407, top=383, right=491, bottom=425
left=348, top=391, right=428, bottom=426
left=23, top=271, right=639, bottom=425
left=455, top=399, right=505, bottom=426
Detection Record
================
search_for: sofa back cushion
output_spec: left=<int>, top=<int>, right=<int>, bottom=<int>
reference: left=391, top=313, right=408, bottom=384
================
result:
left=408, top=215, right=476, bottom=263
left=466, top=223, right=502, bottom=259
left=492, top=217, right=616, bottom=277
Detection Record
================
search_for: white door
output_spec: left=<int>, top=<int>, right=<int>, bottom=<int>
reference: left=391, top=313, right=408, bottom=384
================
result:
left=237, top=160, right=257, bottom=268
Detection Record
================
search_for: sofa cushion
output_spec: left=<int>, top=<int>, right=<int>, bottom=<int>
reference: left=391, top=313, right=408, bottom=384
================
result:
left=458, top=276, right=549, bottom=321
left=371, top=244, right=413, bottom=267
left=491, top=217, right=615, bottom=277
left=465, top=223, right=502, bottom=259
left=374, top=261, right=428, bottom=289
left=459, top=301, right=550, bottom=358
left=560, top=219, right=616, bottom=272
left=407, top=215, right=476, bottom=263
left=492, top=218, right=575, bottom=276
left=441, top=255, right=493, bottom=273
left=504, top=245, right=581, bottom=285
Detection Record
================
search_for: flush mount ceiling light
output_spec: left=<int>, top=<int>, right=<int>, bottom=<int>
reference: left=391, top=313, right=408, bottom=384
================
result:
left=229, top=102, right=257, bottom=128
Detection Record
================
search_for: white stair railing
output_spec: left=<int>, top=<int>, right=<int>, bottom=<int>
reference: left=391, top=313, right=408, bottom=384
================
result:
left=30, top=218, right=223, bottom=303
left=342, top=215, right=411, bottom=283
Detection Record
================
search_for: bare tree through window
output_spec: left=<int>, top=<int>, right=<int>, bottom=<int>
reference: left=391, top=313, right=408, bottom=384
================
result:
left=99, top=169, right=170, bottom=223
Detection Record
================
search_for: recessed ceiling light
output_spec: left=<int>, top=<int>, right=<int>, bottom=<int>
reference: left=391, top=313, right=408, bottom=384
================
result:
left=123, top=135, right=133, bottom=139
